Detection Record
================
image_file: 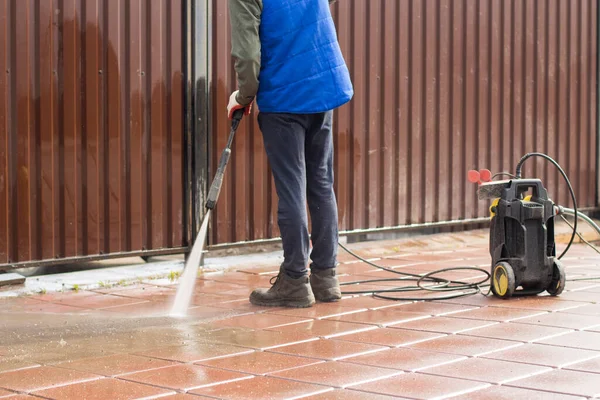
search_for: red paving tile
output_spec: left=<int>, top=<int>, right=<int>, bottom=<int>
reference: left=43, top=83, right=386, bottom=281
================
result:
left=190, top=376, right=331, bottom=399
left=407, top=335, right=521, bottom=356
left=421, top=357, right=551, bottom=384
left=209, top=300, right=283, bottom=314
left=268, top=338, right=387, bottom=361
left=191, top=280, right=248, bottom=295
left=325, top=309, right=430, bottom=327
left=391, top=316, right=498, bottom=334
left=0, top=366, right=99, bottom=392
left=266, top=303, right=367, bottom=319
left=351, top=372, right=489, bottom=399
left=156, top=394, right=212, bottom=400
left=0, top=360, right=40, bottom=374
left=197, top=351, right=322, bottom=375
left=554, top=290, right=600, bottom=303
left=393, top=301, right=478, bottom=315
left=460, top=385, right=587, bottom=400
left=445, top=306, right=547, bottom=322
left=483, top=343, right=600, bottom=368
left=485, top=297, right=590, bottom=312
left=335, top=295, right=411, bottom=310
left=202, top=328, right=318, bottom=350
left=184, top=305, right=248, bottom=319
left=440, top=295, right=514, bottom=308
left=33, top=378, right=174, bottom=399
left=308, top=389, right=402, bottom=399
left=516, top=311, right=600, bottom=330
left=336, top=263, right=382, bottom=275
left=49, top=294, right=148, bottom=310
left=537, top=331, right=600, bottom=351
left=269, top=361, right=402, bottom=388
left=90, top=283, right=155, bottom=294
left=401, top=253, right=464, bottom=263
left=460, top=322, right=573, bottom=342
left=136, top=343, right=254, bottom=363
left=53, top=354, right=177, bottom=376
left=343, top=347, right=466, bottom=371
left=506, top=369, right=600, bottom=397
left=31, top=291, right=97, bottom=303
left=335, top=327, right=445, bottom=347
left=209, top=313, right=310, bottom=330
left=17, top=302, right=88, bottom=314
left=270, top=319, right=377, bottom=338
left=109, top=286, right=177, bottom=302
left=561, top=303, right=600, bottom=316
left=100, top=301, right=173, bottom=315
left=120, top=364, right=251, bottom=391
left=564, top=356, right=600, bottom=374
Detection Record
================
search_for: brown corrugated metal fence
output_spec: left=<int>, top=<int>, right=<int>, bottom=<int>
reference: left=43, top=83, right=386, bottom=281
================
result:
left=0, top=0, right=598, bottom=265
left=210, top=0, right=598, bottom=245
left=0, top=0, right=186, bottom=267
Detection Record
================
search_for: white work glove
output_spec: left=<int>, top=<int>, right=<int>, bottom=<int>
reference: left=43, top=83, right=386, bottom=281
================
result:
left=227, top=90, right=253, bottom=120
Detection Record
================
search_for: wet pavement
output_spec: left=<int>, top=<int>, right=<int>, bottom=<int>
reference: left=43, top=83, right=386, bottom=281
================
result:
left=0, top=228, right=599, bottom=399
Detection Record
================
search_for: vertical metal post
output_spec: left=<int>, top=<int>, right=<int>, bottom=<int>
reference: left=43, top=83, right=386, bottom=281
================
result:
left=597, top=0, right=600, bottom=208
left=190, top=0, right=210, bottom=247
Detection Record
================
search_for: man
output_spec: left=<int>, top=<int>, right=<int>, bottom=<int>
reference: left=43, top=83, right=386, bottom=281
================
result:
left=227, top=0, right=353, bottom=308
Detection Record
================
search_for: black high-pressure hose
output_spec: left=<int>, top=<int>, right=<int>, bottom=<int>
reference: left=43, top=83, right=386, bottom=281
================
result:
left=339, top=153, right=582, bottom=301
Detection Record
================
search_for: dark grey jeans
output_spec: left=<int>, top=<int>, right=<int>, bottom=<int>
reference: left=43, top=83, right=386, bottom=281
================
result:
left=258, top=111, right=338, bottom=278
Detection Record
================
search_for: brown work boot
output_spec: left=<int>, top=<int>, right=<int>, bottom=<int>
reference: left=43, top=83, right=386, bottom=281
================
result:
left=310, top=268, right=342, bottom=302
left=249, top=268, right=315, bottom=308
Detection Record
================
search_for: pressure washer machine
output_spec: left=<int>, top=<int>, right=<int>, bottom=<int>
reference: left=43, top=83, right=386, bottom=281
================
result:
left=468, top=151, right=578, bottom=299
left=474, top=174, right=566, bottom=299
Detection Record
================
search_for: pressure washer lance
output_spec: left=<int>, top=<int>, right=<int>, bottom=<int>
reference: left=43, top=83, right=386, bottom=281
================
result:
left=205, top=109, right=244, bottom=210
left=170, top=109, right=244, bottom=317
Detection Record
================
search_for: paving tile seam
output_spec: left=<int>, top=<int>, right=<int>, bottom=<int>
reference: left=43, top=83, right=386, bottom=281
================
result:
left=414, top=366, right=554, bottom=386
left=333, top=331, right=450, bottom=348
left=388, top=320, right=502, bottom=335
left=48, top=361, right=184, bottom=378
left=192, top=358, right=327, bottom=376
left=404, top=341, right=525, bottom=357
left=263, top=308, right=369, bottom=320
left=0, top=365, right=42, bottom=376
left=264, top=342, right=392, bottom=361
left=266, top=368, right=405, bottom=389
left=348, top=377, right=493, bottom=400
left=338, top=355, right=470, bottom=373
left=479, top=349, right=600, bottom=369
left=502, top=379, right=600, bottom=398
left=116, top=372, right=254, bottom=393
left=10, top=375, right=104, bottom=395
left=443, top=309, right=550, bottom=322
left=456, top=326, right=577, bottom=343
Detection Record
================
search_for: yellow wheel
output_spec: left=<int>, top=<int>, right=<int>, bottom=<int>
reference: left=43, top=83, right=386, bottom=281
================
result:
left=491, top=262, right=516, bottom=299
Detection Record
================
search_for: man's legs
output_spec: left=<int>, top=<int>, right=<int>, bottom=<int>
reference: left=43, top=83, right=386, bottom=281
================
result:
left=249, top=112, right=315, bottom=308
left=258, top=112, right=311, bottom=278
left=305, top=111, right=342, bottom=302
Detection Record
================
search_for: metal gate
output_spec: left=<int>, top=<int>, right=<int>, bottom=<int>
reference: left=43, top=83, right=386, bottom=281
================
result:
left=0, top=0, right=197, bottom=269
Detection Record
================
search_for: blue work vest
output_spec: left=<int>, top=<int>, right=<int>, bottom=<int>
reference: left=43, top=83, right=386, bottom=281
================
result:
left=257, top=0, right=354, bottom=114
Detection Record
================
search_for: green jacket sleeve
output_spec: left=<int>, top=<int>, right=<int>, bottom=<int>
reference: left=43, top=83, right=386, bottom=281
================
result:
left=228, top=0, right=262, bottom=106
